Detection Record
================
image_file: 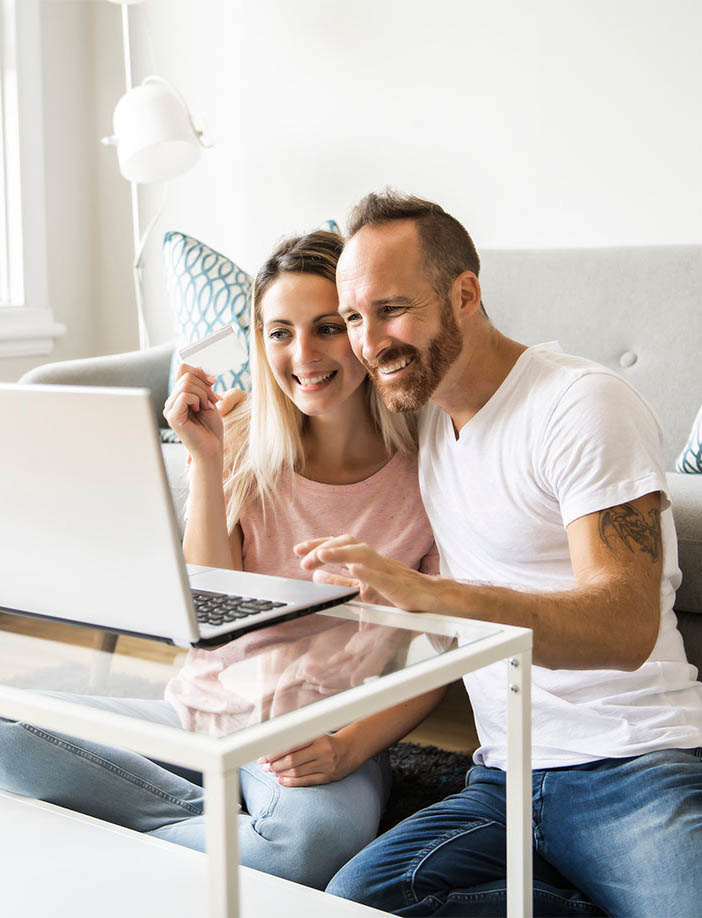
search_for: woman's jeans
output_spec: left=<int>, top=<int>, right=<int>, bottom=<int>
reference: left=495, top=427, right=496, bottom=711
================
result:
left=0, top=694, right=391, bottom=890
left=327, top=747, right=702, bottom=917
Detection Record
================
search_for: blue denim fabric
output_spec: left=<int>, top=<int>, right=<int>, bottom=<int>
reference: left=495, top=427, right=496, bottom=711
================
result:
left=327, top=747, right=702, bottom=917
left=0, top=694, right=391, bottom=890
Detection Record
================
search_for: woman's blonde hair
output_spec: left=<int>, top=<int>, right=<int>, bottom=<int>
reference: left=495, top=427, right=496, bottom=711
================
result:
left=222, top=230, right=417, bottom=530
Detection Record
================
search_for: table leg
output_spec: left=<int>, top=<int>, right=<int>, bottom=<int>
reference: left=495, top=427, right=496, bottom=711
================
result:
left=205, top=765, right=240, bottom=918
left=506, top=649, right=532, bottom=918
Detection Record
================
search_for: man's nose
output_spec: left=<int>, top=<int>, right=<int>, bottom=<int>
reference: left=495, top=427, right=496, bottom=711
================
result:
left=360, top=320, right=391, bottom=365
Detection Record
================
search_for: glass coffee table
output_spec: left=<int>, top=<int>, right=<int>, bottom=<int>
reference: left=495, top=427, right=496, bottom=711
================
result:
left=0, top=600, right=532, bottom=918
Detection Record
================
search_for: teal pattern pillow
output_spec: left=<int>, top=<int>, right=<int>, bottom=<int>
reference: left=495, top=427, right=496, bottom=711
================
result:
left=320, top=219, right=341, bottom=235
left=675, top=405, right=702, bottom=473
left=163, top=231, right=252, bottom=395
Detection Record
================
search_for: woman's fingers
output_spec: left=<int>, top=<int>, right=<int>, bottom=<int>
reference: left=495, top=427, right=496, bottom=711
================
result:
left=217, top=388, right=247, bottom=416
left=164, top=367, right=218, bottom=417
left=259, top=742, right=319, bottom=773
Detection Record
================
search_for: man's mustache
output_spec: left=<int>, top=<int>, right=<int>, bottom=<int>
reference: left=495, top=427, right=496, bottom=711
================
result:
left=362, top=347, right=416, bottom=373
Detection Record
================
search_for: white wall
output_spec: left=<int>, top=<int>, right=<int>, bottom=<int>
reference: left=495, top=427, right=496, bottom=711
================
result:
left=6, top=0, right=702, bottom=375
left=125, top=0, right=702, bottom=350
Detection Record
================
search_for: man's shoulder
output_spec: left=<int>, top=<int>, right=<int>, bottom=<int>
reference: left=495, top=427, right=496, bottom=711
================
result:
left=521, top=345, right=655, bottom=422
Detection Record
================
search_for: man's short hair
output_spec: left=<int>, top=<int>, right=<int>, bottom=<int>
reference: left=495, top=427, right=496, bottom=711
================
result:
left=347, top=190, right=482, bottom=304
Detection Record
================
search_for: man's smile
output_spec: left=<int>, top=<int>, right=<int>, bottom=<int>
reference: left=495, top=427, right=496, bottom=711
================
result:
left=377, top=355, right=415, bottom=376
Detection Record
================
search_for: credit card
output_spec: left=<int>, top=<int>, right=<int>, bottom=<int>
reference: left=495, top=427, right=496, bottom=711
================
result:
left=178, top=326, right=248, bottom=378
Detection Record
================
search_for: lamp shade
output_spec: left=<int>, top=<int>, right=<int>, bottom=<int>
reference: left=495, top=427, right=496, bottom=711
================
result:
left=112, top=78, right=201, bottom=183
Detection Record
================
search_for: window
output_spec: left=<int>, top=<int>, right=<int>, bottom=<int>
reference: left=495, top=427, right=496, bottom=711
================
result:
left=0, top=0, right=64, bottom=357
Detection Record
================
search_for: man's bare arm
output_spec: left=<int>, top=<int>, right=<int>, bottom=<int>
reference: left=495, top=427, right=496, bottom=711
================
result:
left=296, top=492, right=663, bottom=672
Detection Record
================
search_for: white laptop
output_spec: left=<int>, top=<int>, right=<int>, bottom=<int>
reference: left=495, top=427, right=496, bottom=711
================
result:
left=0, top=384, right=357, bottom=647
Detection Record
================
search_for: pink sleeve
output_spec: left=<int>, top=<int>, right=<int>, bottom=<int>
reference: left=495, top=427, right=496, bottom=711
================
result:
left=419, top=540, right=440, bottom=575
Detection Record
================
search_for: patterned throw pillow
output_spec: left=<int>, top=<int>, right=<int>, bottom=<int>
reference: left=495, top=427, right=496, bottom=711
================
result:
left=163, top=231, right=252, bottom=395
left=675, top=405, right=702, bottom=473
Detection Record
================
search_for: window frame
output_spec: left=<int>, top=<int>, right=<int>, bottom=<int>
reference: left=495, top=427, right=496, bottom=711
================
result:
left=0, top=0, right=64, bottom=357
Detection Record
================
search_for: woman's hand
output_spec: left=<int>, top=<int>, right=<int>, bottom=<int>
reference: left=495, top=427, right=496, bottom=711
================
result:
left=163, top=363, right=223, bottom=462
left=216, top=387, right=247, bottom=417
left=258, top=732, right=353, bottom=786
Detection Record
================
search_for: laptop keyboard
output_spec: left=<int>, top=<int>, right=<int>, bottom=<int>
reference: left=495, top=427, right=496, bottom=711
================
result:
left=191, top=589, right=287, bottom=628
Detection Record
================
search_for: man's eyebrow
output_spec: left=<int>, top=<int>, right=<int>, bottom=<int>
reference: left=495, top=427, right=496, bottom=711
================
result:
left=371, top=296, right=414, bottom=307
left=339, top=296, right=414, bottom=316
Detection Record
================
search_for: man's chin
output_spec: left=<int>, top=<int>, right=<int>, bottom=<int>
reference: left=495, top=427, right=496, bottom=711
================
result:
left=375, top=378, right=431, bottom=413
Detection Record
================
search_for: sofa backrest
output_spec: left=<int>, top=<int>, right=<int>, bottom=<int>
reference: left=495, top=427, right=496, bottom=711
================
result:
left=479, top=245, right=702, bottom=471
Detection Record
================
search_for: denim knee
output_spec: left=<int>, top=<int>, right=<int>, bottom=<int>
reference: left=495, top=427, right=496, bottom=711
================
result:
left=0, top=719, right=43, bottom=797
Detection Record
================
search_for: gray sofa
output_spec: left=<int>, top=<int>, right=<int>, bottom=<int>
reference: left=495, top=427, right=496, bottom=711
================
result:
left=19, top=244, right=702, bottom=673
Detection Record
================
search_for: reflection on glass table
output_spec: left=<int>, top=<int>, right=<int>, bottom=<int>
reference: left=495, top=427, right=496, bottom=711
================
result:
left=0, top=602, right=532, bottom=918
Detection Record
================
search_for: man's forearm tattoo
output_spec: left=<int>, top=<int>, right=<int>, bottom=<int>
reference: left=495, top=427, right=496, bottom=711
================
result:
left=597, top=503, right=661, bottom=561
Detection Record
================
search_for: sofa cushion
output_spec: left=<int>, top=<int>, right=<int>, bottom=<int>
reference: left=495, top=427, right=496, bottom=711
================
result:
left=675, top=404, right=702, bottom=473
left=667, top=472, right=702, bottom=616
left=163, top=231, right=252, bottom=396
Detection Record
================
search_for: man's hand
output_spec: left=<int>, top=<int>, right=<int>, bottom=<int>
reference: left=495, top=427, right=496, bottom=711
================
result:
left=294, top=535, right=437, bottom=612
left=258, top=733, right=352, bottom=786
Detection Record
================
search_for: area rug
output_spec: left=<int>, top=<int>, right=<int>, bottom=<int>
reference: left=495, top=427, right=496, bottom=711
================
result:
left=381, top=742, right=473, bottom=832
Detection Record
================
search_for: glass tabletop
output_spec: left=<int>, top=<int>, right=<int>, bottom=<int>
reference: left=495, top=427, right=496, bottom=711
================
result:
left=0, top=603, right=502, bottom=740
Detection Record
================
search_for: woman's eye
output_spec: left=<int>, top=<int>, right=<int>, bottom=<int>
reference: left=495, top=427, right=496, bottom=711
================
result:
left=268, top=329, right=290, bottom=341
left=318, top=324, right=345, bottom=336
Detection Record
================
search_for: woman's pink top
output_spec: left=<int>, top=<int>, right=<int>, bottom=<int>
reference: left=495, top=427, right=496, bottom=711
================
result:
left=166, top=450, right=438, bottom=734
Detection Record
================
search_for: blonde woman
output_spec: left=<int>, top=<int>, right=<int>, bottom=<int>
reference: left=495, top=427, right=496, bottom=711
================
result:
left=162, top=230, right=443, bottom=888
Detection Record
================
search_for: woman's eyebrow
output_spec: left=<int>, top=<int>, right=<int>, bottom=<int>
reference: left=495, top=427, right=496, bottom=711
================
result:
left=264, top=313, right=343, bottom=327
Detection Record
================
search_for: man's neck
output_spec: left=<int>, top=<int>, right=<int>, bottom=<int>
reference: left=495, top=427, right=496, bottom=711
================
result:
left=432, top=323, right=527, bottom=437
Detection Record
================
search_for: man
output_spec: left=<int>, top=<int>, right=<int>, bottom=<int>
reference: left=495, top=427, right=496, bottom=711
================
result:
left=294, top=191, right=702, bottom=917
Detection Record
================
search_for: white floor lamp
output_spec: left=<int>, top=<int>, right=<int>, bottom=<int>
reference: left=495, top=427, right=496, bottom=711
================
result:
left=101, top=0, right=207, bottom=349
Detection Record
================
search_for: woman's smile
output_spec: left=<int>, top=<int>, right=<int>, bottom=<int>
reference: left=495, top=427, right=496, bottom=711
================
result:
left=293, top=369, right=338, bottom=390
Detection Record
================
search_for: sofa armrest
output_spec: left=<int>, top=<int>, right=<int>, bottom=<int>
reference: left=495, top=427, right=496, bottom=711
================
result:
left=18, top=342, right=175, bottom=426
left=667, top=472, right=702, bottom=672
left=667, top=472, right=702, bottom=616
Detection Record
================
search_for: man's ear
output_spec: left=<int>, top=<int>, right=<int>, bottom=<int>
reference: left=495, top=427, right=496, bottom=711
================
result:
left=453, top=272, right=482, bottom=319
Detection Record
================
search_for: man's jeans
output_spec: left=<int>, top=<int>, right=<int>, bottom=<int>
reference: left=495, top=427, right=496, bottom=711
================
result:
left=327, top=747, right=702, bottom=917
left=0, top=694, right=391, bottom=890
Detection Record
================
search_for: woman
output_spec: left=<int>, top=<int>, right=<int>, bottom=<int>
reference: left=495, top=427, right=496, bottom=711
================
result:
left=0, top=231, right=442, bottom=890
left=163, top=230, right=443, bottom=887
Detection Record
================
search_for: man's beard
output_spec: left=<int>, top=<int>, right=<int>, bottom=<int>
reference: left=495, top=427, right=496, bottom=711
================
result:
left=366, top=298, right=462, bottom=413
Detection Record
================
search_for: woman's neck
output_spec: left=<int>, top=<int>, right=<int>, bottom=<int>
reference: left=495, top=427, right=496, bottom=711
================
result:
left=300, top=389, right=391, bottom=485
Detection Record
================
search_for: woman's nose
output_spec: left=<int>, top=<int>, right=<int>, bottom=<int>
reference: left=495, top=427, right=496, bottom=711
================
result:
left=294, top=334, right=321, bottom=364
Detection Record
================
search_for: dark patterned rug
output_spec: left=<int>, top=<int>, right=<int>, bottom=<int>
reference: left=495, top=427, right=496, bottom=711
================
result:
left=381, top=742, right=473, bottom=833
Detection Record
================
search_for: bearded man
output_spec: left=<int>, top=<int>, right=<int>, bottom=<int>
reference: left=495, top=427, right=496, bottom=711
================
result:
left=296, top=191, right=702, bottom=918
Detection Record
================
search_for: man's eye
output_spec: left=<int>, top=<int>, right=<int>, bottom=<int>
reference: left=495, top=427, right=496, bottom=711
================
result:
left=382, top=305, right=405, bottom=316
left=344, top=313, right=362, bottom=326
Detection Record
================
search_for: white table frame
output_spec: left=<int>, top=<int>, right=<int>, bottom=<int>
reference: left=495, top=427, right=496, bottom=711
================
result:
left=0, top=603, right=532, bottom=918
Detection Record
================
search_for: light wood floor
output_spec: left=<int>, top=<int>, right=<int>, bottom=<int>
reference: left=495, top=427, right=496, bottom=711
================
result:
left=0, top=613, right=479, bottom=754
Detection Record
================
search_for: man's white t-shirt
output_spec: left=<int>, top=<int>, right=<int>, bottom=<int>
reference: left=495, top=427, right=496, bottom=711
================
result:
left=418, top=343, right=702, bottom=770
